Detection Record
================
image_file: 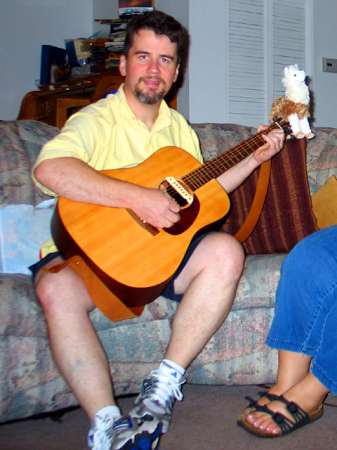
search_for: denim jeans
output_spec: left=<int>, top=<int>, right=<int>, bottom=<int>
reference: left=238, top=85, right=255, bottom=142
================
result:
left=266, top=225, right=337, bottom=394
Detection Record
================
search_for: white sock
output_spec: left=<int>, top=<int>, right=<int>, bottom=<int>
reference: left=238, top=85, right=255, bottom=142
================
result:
left=160, top=359, right=186, bottom=380
left=95, top=405, right=122, bottom=420
left=88, top=405, right=123, bottom=447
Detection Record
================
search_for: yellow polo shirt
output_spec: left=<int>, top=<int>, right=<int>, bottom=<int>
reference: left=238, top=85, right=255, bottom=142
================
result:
left=33, top=84, right=203, bottom=257
left=33, top=84, right=202, bottom=196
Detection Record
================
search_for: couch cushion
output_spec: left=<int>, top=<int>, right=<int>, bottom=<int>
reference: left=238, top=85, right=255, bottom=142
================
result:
left=307, top=127, right=337, bottom=195
left=192, top=124, right=318, bottom=254
left=0, top=120, right=59, bottom=206
left=0, top=274, right=47, bottom=338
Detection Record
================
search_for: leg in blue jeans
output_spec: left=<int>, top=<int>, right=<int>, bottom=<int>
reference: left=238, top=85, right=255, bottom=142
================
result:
left=267, top=224, right=337, bottom=394
left=238, top=226, right=337, bottom=436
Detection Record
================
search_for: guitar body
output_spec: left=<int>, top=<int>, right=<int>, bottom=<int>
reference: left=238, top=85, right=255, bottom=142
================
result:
left=52, top=146, right=230, bottom=307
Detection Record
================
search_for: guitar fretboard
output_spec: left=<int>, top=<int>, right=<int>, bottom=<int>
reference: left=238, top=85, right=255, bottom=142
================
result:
left=182, top=121, right=285, bottom=192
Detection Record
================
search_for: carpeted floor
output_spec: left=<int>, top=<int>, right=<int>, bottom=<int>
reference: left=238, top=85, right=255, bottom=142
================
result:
left=0, top=384, right=336, bottom=450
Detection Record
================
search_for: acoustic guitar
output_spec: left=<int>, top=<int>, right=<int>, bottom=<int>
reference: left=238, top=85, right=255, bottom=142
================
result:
left=51, top=119, right=289, bottom=308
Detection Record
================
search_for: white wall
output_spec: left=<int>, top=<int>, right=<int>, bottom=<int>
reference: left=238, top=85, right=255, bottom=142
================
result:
left=155, top=0, right=190, bottom=118
left=92, top=0, right=118, bottom=37
left=186, top=0, right=337, bottom=127
left=188, top=0, right=228, bottom=124
left=312, top=0, right=337, bottom=127
left=0, top=0, right=93, bottom=120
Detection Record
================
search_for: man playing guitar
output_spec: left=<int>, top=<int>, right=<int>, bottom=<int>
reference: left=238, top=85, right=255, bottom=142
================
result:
left=31, top=10, right=284, bottom=450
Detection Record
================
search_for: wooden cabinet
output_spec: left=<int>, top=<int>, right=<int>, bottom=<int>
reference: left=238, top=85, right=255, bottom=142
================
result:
left=18, top=70, right=177, bottom=128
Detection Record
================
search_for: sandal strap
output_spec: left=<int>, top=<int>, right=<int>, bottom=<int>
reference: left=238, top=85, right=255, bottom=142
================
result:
left=278, top=395, right=310, bottom=429
left=251, top=397, right=310, bottom=436
left=258, top=391, right=283, bottom=402
left=244, top=396, right=258, bottom=407
left=244, top=391, right=282, bottom=408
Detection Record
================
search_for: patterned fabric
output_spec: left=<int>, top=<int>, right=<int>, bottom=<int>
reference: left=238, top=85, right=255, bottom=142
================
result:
left=0, top=120, right=335, bottom=423
left=192, top=124, right=318, bottom=254
left=222, top=137, right=318, bottom=254
left=307, top=127, right=337, bottom=194
left=0, top=120, right=59, bottom=206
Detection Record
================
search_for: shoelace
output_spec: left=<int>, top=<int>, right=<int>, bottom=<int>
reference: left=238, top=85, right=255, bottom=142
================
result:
left=88, top=415, right=132, bottom=449
left=113, top=417, right=133, bottom=434
left=144, top=370, right=185, bottom=407
left=88, top=415, right=115, bottom=448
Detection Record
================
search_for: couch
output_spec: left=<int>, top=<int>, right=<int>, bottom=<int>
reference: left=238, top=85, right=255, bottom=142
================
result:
left=1, top=119, right=336, bottom=423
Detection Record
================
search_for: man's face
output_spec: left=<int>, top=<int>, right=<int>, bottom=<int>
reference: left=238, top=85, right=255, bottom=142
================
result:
left=119, top=29, right=179, bottom=105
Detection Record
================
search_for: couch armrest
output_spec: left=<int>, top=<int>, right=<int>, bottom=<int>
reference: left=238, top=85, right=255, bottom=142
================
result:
left=0, top=120, right=59, bottom=205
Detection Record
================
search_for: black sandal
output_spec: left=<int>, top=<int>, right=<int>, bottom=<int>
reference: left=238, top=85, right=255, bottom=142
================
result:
left=244, top=391, right=283, bottom=408
left=237, top=391, right=282, bottom=422
left=238, top=394, right=324, bottom=438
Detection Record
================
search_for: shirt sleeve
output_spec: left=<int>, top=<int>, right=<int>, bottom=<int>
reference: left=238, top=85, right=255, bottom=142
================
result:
left=31, top=109, right=106, bottom=196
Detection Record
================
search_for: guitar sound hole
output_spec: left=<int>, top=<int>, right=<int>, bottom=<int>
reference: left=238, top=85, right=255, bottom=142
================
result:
left=159, top=178, right=193, bottom=208
left=169, top=189, right=188, bottom=207
left=164, top=196, right=200, bottom=235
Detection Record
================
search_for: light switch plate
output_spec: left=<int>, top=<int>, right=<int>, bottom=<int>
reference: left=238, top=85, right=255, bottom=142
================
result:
left=323, top=58, right=337, bottom=73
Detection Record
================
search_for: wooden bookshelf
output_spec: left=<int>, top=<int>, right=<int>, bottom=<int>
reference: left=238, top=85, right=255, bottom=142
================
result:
left=18, top=70, right=177, bottom=128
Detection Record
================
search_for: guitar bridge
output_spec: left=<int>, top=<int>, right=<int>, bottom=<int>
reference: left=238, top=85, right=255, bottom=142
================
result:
left=158, top=177, right=194, bottom=208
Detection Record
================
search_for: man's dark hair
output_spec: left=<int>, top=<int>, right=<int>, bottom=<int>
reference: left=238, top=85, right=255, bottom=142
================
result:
left=123, top=10, right=188, bottom=65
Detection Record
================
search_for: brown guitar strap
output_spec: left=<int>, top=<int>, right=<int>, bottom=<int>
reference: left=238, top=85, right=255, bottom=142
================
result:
left=234, top=160, right=271, bottom=243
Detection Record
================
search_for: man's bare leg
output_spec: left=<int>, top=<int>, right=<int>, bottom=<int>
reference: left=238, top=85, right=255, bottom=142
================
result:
left=165, top=232, right=245, bottom=367
left=35, top=257, right=115, bottom=421
left=129, top=232, right=245, bottom=432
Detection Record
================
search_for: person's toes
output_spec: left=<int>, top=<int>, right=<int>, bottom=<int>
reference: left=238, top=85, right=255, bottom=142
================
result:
left=264, top=418, right=280, bottom=435
left=246, top=412, right=265, bottom=428
left=242, top=395, right=271, bottom=419
left=245, top=408, right=282, bottom=434
left=254, top=414, right=271, bottom=431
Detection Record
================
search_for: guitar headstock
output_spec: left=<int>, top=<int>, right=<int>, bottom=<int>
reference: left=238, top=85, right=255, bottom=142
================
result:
left=272, top=118, right=294, bottom=140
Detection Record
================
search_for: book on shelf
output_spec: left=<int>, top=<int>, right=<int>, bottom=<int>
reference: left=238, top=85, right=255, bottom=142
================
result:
left=40, top=45, right=67, bottom=85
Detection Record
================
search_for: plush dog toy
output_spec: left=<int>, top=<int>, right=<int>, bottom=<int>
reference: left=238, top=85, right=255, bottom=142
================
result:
left=269, top=64, right=315, bottom=139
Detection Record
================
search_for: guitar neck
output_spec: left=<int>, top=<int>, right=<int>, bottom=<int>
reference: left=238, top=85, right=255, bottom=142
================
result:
left=182, top=121, right=284, bottom=191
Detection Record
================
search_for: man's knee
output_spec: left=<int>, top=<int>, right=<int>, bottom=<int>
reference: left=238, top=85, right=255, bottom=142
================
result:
left=35, top=266, right=69, bottom=311
left=202, top=232, right=245, bottom=278
left=35, top=262, right=93, bottom=314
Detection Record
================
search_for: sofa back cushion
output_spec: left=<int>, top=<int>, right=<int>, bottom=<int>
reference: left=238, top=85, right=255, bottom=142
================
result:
left=0, top=120, right=59, bottom=206
left=192, top=123, right=318, bottom=254
left=306, top=127, right=337, bottom=195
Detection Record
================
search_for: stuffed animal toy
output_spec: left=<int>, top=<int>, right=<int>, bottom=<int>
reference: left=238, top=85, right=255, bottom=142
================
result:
left=269, top=64, right=315, bottom=139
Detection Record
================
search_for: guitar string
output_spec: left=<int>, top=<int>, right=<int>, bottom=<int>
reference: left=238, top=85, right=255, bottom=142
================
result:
left=187, top=134, right=264, bottom=188
left=162, top=136, right=261, bottom=198
left=163, top=130, right=269, bottom=196
left=163, top=121, right=285, bottom=198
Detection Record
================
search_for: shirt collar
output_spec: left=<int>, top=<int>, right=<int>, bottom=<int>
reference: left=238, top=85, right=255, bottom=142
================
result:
left=115, top=84, right=172, bottom=133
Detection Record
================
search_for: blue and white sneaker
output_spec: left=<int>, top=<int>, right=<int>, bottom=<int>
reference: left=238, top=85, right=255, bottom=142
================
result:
left=129, top=361, right=186, bottom=434
left=88, top=414, right=162, bottom=450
